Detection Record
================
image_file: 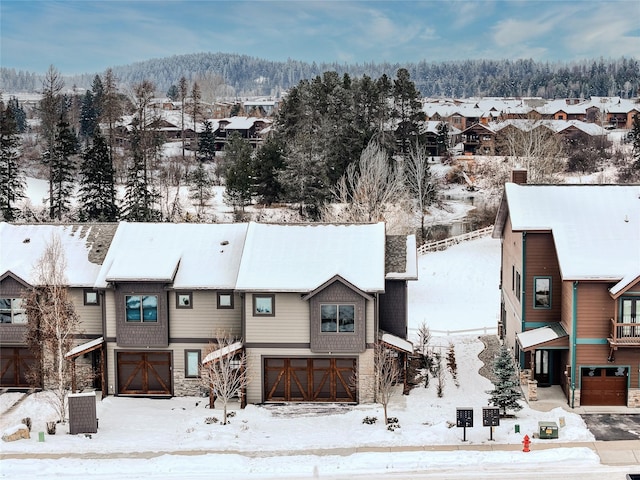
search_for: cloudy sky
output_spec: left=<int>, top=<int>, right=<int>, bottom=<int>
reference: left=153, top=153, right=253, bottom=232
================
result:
left=2, top=0, right=639, bottom=75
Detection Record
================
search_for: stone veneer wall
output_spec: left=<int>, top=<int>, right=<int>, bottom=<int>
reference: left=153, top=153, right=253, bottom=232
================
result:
left=627, top=388, right=640, bottom=408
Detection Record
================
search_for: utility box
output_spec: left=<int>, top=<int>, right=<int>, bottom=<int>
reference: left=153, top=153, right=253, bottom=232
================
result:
left=68, top=392, right=98, bottom=435
left=538, top=421, right=558, bottom=439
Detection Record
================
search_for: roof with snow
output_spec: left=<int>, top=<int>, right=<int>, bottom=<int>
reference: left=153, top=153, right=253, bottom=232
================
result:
left=95, top=222, right=248, bottom=289
left=235, top=222, right=386, bottom=293
left=516, top=324, right=568, bottom=351
left=0, top=223, right=117, bottom=287
left=494, top=183, right=640, bottom=286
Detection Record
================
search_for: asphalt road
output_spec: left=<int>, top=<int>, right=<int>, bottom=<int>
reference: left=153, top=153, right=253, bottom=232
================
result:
left=581, top=414, right=640, bottom=441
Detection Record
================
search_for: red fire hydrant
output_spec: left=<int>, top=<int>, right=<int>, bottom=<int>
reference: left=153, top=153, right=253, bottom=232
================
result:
left=522, top=434, right=531, bottom=452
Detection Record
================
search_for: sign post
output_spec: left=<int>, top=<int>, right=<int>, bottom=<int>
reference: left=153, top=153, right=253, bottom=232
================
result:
left=456, top=407, right=474, bottom=441
left=482, top=407, right=500, bottom=441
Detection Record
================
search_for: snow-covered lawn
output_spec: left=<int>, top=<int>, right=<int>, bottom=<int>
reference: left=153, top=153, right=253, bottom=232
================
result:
left=1, top=236, right=617, bottom=479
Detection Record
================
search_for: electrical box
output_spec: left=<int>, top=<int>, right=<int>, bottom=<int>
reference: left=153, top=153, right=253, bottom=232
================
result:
left=538, top=421, right=558, bottom=439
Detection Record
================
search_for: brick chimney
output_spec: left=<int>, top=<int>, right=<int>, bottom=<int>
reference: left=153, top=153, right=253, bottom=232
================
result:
left=511, top=168, right=528, bottom=185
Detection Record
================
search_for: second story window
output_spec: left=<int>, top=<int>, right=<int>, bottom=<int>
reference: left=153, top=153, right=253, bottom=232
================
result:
left=321, top=304, right=355, bottom=333
left=0, top=298, right=27, bottom=324
left=534, top=277, right=552, bottom=309
left=126, top=295, right=158, bottom=322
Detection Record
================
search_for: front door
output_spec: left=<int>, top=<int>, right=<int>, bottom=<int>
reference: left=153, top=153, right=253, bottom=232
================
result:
left=534, top=350, right=550, bottom=386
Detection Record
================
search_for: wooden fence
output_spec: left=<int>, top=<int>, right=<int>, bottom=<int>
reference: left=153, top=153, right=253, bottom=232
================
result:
left=417, top=226, right=494, bottom=255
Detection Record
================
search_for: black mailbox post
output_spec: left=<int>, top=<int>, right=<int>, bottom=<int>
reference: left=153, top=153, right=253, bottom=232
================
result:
left=482, top=407, right=500, bottom=440
left=456, top=407, right=474, bottom=441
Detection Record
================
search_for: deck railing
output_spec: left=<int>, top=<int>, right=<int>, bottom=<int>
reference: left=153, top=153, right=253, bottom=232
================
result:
left=608, top=318, right=640, bottom=346
left=417, top=226, right=494, bottom=255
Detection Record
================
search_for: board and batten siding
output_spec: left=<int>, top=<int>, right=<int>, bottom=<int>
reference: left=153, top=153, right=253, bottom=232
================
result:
left=523, top=233, right=562, bottom=324
left=169, top=291, right=241, bottom=340
left=244, top=293, right=310, bottom=344
left=69, top=288, right=102, bottom=336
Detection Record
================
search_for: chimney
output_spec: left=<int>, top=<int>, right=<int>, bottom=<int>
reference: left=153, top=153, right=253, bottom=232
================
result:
left=511, top=168, right=528, bottom=185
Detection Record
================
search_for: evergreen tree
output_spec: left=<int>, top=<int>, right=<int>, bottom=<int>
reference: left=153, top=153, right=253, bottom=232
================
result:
left=392, top=68, right=425, bottom=160
left=122, top=119, right=161, bottom=222
left=252, top=136, right=285, bottom=205
left=6, top=97, right=27, bottom=133
left=222, top=132, right=254, bottom=211
left=49, top=118, right=78, bottom=220
left=0, top=103, right=25, bottom=220
left=100, top=68, right=121, bottom=174
left=435, top=121, right=450, bottom=156
left=197, top=120, right=217, bottom=161
left=631, top=114, right=640, bottom=169
left=486, top=345, right=523, bottom=416
left=79, top=90, right=99, bottom=141
left=166, top=84, right=179, bottom=101
left=188, top=161, right=213, bottom=220
left=78, top=129, right=118, bottom=221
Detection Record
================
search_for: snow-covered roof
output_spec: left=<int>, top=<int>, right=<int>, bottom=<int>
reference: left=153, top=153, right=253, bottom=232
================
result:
left=65, top=337, right=104, bottom=358
left=235, top=222, right=386, bottom=293
left=95, top=222, right=248, bottom=289
left=0, top=223, right=116, bottom=287
left=504, top=184, right=640, bottom=283
left=380, top=331, right=413, bottom=353
left=202, top=341, right=243, bottom=365
left=490, top=119, right=607, bottom=136
left=516, top=324, right=567, bottom=351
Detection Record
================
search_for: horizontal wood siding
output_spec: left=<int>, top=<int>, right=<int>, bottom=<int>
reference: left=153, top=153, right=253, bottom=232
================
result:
left=576, top=282, right=614, bottom=338
left=366, top=300, right=375, bottom=345
left=169, top=291, right=241, bottom=340
left=104, top=291, right=117, bottom=339
left=502, top=216, right=522, bottom=350
left=524, top=233, right=561, bottom=323
left=560, top=281, right=574, bottom=340
left=245, top=293, right=310, bottom=344
left=70, top=288, right=102, bottom=336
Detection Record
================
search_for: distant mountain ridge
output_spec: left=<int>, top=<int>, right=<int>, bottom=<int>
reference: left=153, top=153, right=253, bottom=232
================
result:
left=2, top=51, right=639, bottom=99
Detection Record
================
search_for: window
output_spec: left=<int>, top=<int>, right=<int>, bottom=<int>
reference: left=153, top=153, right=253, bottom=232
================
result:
left=253, top=294, right=274, bottom=316
left=515, top=271, right=521, bottom=301
left=533, top=277, right=552, bottom=309
left=620, top=297, right=639, bottom=337
left=185, top=350, right=201, bottom=378
left=321, top=304, right=355, bottom=333
left=217, top=292, right=234, bottom=309
left=176, top=292, right=192, bottom=309
left=84, top=290, right=99, bottom=306
left=0, top=298, right=26, bottom=324
left=125, top=295, right=158, bottom=322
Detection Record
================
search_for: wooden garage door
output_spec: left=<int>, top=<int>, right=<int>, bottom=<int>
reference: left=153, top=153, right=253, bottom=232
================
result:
left=581, top=367, right=627, bottom=406
left=117, top=351, right=172, bottom=396
left=0, top=347, right=38, bottom=388
left=264, top=358, right=356, bottom=402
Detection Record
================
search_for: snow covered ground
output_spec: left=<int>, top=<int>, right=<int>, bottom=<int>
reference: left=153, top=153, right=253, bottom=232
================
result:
left=2, top=237, right=637, bottom=479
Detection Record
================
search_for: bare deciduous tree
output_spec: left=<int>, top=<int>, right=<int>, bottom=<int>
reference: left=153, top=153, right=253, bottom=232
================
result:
left=405, top=142, right=439, bottom=242
left=200, top=333, right=249, bottom=425
left=324, top=141, right=406, bottom=224
left=24, top=234, right=82, bottom=423
left=373, top=342, right=401, bottom=425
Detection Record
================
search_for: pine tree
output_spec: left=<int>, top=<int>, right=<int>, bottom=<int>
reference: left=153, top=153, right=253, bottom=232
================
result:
left=222, top=132, right=254, bottom=212
left=197, top=120, right=217, bottom=161
left=6, top=97, right=27, bottom=133
left=188, top=161, right=213, bottom=220
left=392, top=68, right=425, bottom=160
left=252, top=136, right=284, bottom=206
left=49, top=118, right=78, bottom=220
left=0, top=103, right=25, bottom=220
left=79, top=90, right=98, bottom=141
left=78, top=129, right=118, bottom=221
left=486, top=345, right=523, bottom=416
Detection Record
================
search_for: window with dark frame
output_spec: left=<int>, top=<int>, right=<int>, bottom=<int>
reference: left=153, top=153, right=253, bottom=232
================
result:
left=84, top=290, right=99, bottom=306
left=320, top=304, right=355, bottom=333
left=217, top=292, right=234, bottom=309
left=533, top=276, right=552, bottom=309
left=125, top=295, right=158, bottom=322
left=176, top=292, right=193, bottom=309
left=185, top=350, right=201, bottom=378
left=0, top=298, right=26, bottom=324
left=515, top=271, right=521, bottom=301
left=253, top=294, right=275, bottom=316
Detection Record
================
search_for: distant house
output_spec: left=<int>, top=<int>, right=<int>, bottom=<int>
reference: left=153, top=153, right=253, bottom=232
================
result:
left=1, top=221, right=417, bottom=405
left=461, top=123, right=496, bottom=155
left=492, top=173, right=640, bottom=408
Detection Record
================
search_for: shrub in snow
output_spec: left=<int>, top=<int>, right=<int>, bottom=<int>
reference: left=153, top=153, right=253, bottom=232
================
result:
left=21, top=417, right=32, bottom=431
left=205, top=417, right=219, bottom=424
left=362, top=416, right=377, bottom=424
left=46, top=421, right=56, bottom=435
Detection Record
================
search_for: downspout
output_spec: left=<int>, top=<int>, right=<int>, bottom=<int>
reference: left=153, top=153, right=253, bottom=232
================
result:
left=520, top=232, right=527, bottom=368
left=571, top=281, right=578, bottom=408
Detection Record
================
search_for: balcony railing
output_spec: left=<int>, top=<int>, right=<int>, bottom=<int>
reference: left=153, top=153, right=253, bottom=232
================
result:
left=608, top=318, right=640, bottom=346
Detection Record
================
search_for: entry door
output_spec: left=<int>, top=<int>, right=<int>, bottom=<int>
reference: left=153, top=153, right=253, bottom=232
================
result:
left=534, top=350, right=550, bottom=386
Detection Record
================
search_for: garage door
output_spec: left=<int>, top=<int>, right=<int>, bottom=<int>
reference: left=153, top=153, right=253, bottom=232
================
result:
left=581, top=367, right=627, bottom=406
left=117, top=351, right=172, bottom=396
left=0, top=347, right=38, bottom=388
left=264, top=358, right=356, bottom=403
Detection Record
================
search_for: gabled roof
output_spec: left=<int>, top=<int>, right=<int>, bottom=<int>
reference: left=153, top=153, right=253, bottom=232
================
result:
left=493, top=184, right=640, bottom=284
left=95, top=222, right=248, bottom=289
left=0, top=223, right=117, bottom=287
left=236, top=222, right=386, bottom=293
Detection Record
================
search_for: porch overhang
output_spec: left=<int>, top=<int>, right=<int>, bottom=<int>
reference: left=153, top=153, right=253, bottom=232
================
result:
left=65, top=337, right=104, bottom=359
left=516, top=324, right=569, bottom=352
left=202, top=341, right=244, bottom=365
left=379, top=331, right=413, bottom=354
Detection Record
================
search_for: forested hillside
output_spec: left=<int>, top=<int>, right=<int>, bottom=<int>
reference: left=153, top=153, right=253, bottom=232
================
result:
left=2, top=52, right=639, bottom=99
